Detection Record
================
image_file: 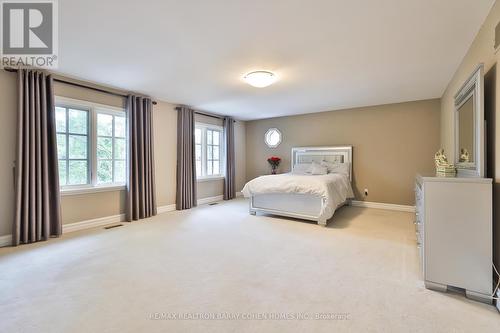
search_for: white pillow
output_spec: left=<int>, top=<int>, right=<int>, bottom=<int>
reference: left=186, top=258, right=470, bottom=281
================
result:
left=292, top=163, right=312, bottom=174
left=310, top=162, right=328, bottom=175
left=321, top=161, right=350, bottom=176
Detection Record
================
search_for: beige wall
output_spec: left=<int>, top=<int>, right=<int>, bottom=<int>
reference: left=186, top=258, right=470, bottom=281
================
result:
left=0, top=70, right=17, bottom=236
left=246, top=99, right=441, bottom=205
left=234, top=120, right=247, bottom=192
left=153, top=101, right=178, bottom=207
left=0, top=71, right=246, bottom=237
left=439, top=2, right=500, bottom=268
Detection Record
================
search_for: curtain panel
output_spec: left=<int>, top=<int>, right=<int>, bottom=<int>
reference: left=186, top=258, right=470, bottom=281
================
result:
left=126, top=95, right=157, bottom=221
left=175, top=106, right=197, bottom=210
left=14, top=69, right=62, bottom=245
left=223, top=117, right=236, bottom=200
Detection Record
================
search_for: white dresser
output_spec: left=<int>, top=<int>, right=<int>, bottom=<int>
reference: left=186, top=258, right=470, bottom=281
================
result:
left=415, top=174, right=492, bottom=303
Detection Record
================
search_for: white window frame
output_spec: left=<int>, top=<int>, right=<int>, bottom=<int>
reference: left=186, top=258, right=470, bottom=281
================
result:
left=195, top=122, right=225, bottom=181
left=55, top=96, right=127, bottom=196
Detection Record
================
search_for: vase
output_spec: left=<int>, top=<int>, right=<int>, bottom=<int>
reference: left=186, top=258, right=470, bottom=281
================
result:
left=271, top=167, right=277, bottom=175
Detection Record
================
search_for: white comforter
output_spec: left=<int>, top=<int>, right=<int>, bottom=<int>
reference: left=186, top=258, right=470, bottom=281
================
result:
left=242, top=173, right=354, bottom=220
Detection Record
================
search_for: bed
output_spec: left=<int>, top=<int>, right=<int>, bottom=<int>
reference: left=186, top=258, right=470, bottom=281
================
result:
left=242, top=146, right=354, bottom=226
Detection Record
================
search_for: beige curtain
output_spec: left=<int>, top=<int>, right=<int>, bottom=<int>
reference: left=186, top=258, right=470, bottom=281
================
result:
left=126, top=95, right=157, bottom=221
left=223, top=117, right=236, bottom=200
left=14, top=69, right=62, bottom=245
left=176, top=106, right=197, bottom=210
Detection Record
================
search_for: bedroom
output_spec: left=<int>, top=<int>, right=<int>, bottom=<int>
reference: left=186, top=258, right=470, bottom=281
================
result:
left=0, top=0, right=499, bottom=332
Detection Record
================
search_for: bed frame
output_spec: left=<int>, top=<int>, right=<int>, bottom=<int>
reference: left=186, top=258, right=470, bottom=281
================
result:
left=248, top=146, right=353, bottom=226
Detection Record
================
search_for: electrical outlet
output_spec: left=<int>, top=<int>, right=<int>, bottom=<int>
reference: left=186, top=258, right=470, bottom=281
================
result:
left=364, top=189, right=368, bottom=196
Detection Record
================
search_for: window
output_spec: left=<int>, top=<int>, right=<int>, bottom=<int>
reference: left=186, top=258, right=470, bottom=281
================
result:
left=195, top=123, right=224, bottom=180
left=55, top=97, right=127, bottom=194
left=96, top=113, right=127, bottom=184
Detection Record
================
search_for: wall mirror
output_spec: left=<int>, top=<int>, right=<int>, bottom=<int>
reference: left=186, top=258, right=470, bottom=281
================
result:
left=454, top=64, right=484, bottom=177
left=265, top=128, right=282, bottom=148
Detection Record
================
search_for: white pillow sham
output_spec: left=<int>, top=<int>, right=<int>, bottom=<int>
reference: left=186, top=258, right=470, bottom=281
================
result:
left=310, top=162, right=328, bottom=175
left=321, top=161, right=350, bottom=176
left=292, top=163, right=312, bottom=174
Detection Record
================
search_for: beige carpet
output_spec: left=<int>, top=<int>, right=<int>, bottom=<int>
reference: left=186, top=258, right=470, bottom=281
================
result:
left=0, top=198, right=499, bottom=332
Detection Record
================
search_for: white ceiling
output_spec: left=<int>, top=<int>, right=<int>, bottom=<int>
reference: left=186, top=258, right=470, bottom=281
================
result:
left=57, top=0, right=495, bottom=120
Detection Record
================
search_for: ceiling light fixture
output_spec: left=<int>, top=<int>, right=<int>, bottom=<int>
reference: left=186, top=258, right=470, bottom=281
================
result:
left=243, top=70, right=277, bottom=88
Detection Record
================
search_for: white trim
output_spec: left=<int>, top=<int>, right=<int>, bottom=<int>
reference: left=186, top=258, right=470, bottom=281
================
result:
left=0, top=234, right=13, bottom=247
left=198, top=195, right=224, bottom=205
left=157, top=204, right=176, bottom=214
left=197, top=175, right=225, bottom=182
left=350, top=200, right=415, bottom=213
left=62, top=214, right=125, bottom=233
left=61, top=185, right=126, bottom=196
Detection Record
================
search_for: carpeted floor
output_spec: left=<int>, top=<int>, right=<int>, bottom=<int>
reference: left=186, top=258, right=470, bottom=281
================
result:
left=0, top=198, right=499, bottom=332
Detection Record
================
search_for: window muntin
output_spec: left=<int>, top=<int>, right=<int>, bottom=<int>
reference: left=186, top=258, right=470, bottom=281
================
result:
left=206, top=129, right=220, bottom=176
left=96, top=112, right=126, bottom=184
left=55, top=98, right=126, bottom=192
left=195, top=124, right=224, bottom=179
left=56, top=106, right=90, bottom=186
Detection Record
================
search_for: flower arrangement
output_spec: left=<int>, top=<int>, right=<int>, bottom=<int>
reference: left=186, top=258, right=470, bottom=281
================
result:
left=267, top=156, right=281, bottom=174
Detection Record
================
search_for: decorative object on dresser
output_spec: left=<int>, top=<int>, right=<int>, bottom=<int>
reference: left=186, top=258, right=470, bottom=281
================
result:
left=434, top=149, right=456, bottom=177
left=415, top=174, right=492, bottom=304
left=459, top=148, right=470, bottom=163
left=454, top=64, right=484, bottom=177
left=267, top=156, right=281, bottom=174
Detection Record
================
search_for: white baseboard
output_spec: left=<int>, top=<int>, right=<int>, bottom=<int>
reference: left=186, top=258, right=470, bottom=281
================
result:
left=197, top=195, right=224, bottom=205
left=157, top=204, right=176, bottom=214
left=62, top=214, right=125, bottom=233
left=0, top=204, right=179, bottom=247
left=159, top=194, right=239, bottom=212
left=0, top=214, right=126, bottom=247
left=0, top=234, right=13, bottom=247
left=350, top=200, right=415, bottom=213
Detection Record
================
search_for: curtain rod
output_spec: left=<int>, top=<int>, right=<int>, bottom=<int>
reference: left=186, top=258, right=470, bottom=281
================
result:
left=175, top=107, right=225, bottom=120
left=195, top=111, right=224, bottom=120
left=195, top=110, right=236, bottom=123
left=3, top=68, right=158, bottom=105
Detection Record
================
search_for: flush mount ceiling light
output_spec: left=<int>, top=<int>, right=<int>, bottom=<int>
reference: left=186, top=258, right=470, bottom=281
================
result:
left=243, top=70, right=277, bottom=88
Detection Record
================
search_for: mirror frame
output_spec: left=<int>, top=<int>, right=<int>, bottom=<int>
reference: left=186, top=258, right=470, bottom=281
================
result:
left=264, top=128, right=282, bottom=148
left=454, top=64, right=484, bottom=177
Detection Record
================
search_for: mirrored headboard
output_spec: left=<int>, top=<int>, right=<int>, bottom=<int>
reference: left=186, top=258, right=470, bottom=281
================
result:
left=291, top=146, right=353, bottom=181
